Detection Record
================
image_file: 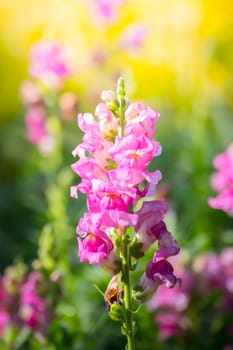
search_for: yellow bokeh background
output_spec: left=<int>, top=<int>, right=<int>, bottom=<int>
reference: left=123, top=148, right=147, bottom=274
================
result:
left=0, top=0, right=232, bottom=124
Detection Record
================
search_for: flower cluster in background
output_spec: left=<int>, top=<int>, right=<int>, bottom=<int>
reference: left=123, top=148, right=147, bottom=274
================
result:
left=20, top=41, right=77, bottom=156
left=147, top=248, right=233, bottom=349
left=0, top=262, right=60, bottom=341
left=208, top=144, right=233, bottom=217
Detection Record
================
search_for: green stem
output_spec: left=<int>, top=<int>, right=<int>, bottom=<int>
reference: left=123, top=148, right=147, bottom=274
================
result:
left=122, top=241, right=135, bottom=350
left=117, top=77, right=135, bottom=349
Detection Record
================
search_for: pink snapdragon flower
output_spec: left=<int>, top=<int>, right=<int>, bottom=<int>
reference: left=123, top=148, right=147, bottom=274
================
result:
left=71, top=79, right=180, bottom=331
left=29, top=41, right=72, bottom=89
left=208, top=143, right=233, bottom=216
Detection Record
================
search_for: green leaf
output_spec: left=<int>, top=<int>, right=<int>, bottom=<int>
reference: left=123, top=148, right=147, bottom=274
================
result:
left=14, top=327, right=32, bottom=349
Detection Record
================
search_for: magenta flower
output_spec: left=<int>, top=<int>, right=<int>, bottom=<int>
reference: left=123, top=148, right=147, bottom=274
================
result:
left=134, top=198, right=179, bottom=258
left=146, top=258, right=180, bottom=288
left=208, top=143, right=233, bottom=216
left=29, top=40, right=72, bottom=89
left=139, top=258, right=181, bottom=301
left=148, top=265, right=193, bottom=312
left=77, top=232, right=113, bottom=264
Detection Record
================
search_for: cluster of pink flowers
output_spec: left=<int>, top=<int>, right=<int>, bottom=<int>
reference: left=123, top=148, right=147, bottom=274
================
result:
left=0, top=269, right=51, bottom=337
left=194, top=248, right=233, bottom=306
left=71, top=81, right=180, bottom=298
left=208, top=143, right=233, bottom=216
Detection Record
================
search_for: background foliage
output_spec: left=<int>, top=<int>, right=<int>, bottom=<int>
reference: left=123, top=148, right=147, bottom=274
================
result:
left=0, top=0, right=232, bottom=349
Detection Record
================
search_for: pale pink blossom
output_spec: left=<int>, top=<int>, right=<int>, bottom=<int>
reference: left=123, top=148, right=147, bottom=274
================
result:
left=95, top=103, right=118, bottom=139
left=125, top=103, right=160, bottom=138
left=72, top=113, right=113, bottom=165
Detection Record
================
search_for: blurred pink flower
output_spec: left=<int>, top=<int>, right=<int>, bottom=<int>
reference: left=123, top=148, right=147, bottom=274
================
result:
left=155, top=311, right=188, bottom=339
left=25, top=107, right=47, bottom=145
left=208, top=143, right=233, bottom=216
left=120, top=24, right=147, bottom=51
left=90, top=0, right=124, bottom=22
left=29, top=41, right=72, bottom=88
left=25, top=107, right=55, bottom=155
left=193, top=252, right=224, bottom=291
left=0, top=310, right=10, bottom=336
left=20, top=272, right=49, bottom=331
